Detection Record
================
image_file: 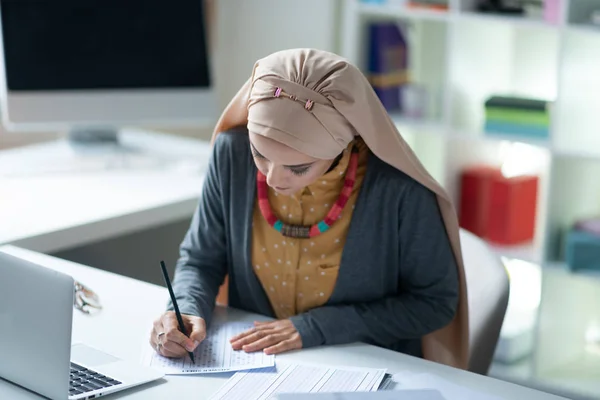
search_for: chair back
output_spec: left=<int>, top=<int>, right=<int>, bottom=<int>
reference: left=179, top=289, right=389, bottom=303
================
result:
left=460, top=229, right=510, bottom=374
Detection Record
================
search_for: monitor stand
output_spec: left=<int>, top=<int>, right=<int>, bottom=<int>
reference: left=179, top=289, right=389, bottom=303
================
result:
left=66, top=125, right=149, bottom=161
left=64, top=126, right=165, bottom=170
left=0, top=126, right=173, bottom=178
left=67, top=126, right=128, bottom=152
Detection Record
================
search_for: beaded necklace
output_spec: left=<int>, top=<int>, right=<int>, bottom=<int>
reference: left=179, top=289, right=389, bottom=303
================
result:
left=256, top=146, right=359, bottom=239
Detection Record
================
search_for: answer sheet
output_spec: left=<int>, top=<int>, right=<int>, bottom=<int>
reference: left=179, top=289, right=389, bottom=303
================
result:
left=387, top=371, right=503, bottom=400
left=209, top=363, right=387, bottom=400
left=140, top=321, right=275, bottom=374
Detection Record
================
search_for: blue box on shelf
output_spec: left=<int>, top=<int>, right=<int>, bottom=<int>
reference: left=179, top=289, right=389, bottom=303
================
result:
left=565, top=229, right=600, bottom=272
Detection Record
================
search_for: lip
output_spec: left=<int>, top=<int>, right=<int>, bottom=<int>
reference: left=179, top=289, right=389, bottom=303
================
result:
left=275, top=186, right=290, bottom=191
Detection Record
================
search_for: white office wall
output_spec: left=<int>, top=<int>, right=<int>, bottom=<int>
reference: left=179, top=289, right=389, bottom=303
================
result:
left=211, top=0, right=341, bottom=111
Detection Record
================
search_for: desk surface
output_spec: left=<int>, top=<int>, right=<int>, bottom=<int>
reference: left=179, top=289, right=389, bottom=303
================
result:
left=0, top=130, right=211, bottom=253
left=0, top=245, right=564, bottom=400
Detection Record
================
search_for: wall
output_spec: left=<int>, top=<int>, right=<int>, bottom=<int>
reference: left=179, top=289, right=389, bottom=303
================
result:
left=211, top=0, right=340, bottom=111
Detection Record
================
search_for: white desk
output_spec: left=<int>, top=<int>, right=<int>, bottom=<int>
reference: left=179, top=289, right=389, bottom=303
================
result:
left=0, top=129, right=211, bottom=253
left=0, top=245, right=565, bottom=400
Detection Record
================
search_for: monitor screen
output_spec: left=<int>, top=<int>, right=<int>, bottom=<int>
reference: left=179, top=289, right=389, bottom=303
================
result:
left=0, top=0, right=210, bottom=92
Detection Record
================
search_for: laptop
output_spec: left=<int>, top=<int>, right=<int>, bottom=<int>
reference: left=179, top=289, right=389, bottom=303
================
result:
left=0, top=251, right=164, bottom=400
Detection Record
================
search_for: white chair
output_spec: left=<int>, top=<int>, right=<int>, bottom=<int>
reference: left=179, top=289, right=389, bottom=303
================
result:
left=460, top=228, right=510, bottom=375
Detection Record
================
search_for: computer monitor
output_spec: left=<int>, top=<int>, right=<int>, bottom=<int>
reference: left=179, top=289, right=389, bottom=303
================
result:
left=0, top=0, right=216, bottom=144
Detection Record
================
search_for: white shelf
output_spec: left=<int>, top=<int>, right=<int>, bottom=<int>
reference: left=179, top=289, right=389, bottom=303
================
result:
left=356, top=3, right=595, bottom=32
left=344, top=2, right=600, bottom=396
left=343, top=1, right=600, bottom=259
left=449, top=131, right=600, bottom=160
left=456, top=11, right=560, bottom=30
left=450, top=130, right=552, bottom=150
left=567, top=23, right=600, bottom=35
left=390, top=114, right=446, bottom=133
left=555, top=146, right=600, bottom=160
left=358, top=2, right=451, bottom=22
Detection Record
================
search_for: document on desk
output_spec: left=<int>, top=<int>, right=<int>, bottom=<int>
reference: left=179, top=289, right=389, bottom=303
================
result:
left=140, top=321, right=275, bottom=374
left=209, top=363, right=387, bottom=400
left=276, top=390, right=446, bottom=399
left=386, top=371, right=503, bottom=400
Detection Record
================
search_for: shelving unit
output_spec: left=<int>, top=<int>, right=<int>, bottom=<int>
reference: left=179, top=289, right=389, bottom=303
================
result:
left=340, top=0, right=600, bottom=398
left=341, top=0, right=600, bottom=267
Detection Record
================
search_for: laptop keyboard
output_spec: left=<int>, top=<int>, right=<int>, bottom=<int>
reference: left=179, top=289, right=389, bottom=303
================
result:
left=69, top=362, right=122, bottom=396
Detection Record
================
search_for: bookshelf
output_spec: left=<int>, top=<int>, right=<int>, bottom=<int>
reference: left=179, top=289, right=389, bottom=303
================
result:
left=341, top=0, right=600, bottom=397
left=341, top=0, right=600, bottom=267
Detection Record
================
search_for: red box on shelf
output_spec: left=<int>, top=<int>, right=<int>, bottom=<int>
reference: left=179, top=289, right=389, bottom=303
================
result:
left=459, top=166, right=539, bottom=245
left=458, top=166, right=497, bottom=238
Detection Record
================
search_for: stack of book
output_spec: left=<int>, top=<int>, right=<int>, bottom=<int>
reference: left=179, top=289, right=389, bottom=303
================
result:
left=483, top=95, right=551, bottom=140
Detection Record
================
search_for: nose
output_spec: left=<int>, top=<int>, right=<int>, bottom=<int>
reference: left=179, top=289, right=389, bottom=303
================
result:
left=266, top=166, right=287, bottom=188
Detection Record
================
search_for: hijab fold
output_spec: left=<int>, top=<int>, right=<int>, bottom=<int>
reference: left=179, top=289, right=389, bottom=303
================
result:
left=212, top=49, right=469, bottom=370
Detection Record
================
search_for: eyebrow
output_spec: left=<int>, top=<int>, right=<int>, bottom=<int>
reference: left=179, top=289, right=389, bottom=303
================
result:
left=250, top=143, right=316, bottom=168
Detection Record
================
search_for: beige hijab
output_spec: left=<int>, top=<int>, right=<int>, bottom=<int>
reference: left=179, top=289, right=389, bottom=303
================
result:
left=212, top=48, right=469, bottom=370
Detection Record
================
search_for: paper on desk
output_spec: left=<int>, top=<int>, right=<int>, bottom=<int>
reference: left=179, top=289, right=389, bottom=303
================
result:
left=386, top=371, right=503, bottom=400
left=209, top=363, right=387, bottom=400
left=275, top=389, right=446, bottom=399
left=140, top=321, right=274, bottom=374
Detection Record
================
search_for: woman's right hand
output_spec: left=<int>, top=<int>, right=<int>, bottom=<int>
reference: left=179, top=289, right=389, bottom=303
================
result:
left=149, top=311, right=206, bottom=358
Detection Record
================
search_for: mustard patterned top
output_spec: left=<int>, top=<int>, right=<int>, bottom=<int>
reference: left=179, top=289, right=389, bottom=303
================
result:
left=251, top=138, right=369, bottom=319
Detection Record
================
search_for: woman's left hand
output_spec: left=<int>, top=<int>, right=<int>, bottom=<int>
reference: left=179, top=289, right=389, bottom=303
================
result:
left=230, top=319, right=302, bottom=355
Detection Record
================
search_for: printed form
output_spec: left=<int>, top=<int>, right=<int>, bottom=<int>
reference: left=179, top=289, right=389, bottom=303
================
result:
left=209, top=363, right=387, bottom=400
left=141, top=321, right=275, bottom=374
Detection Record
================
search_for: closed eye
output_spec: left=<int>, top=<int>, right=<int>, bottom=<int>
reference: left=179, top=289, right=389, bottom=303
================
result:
left=288, top=166, right=310, bottom=176
left=250, top=143, right=314, bottom=176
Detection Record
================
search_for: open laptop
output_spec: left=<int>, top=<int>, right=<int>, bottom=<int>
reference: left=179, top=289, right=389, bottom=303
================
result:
left=0, top=251, right=164, bottom=400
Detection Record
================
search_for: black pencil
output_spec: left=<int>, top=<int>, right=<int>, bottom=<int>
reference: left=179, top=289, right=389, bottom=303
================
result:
left=159, top=260, right=195, bottom=364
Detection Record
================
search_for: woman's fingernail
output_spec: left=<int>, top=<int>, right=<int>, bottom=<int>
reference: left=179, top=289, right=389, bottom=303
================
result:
left=194, top=340, right=200, bottom=347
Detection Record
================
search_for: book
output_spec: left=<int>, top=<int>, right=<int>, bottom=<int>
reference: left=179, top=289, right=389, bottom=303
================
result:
left=484, top=120, right=549, bottom=139
left=367, top=22, right=409, bottom=111
left=484, top=95, right=549, bottom=111
left=485, top=108, right=550, bottom=127
left=484, top=107, right=550, bottom=126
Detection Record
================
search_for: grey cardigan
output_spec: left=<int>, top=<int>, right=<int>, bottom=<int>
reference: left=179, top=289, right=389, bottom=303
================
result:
left=170, top=129, right=459, bottom=357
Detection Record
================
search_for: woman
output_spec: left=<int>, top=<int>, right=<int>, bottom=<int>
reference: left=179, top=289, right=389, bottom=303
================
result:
left=150, top=49, right=469, bottom=369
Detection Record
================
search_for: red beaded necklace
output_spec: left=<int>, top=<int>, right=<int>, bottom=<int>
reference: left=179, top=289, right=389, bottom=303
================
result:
left=257, top=146, right=359, bottom=239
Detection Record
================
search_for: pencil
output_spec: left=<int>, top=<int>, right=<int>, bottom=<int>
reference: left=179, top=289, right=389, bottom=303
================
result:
left=159, top=260, right=196, bottom=364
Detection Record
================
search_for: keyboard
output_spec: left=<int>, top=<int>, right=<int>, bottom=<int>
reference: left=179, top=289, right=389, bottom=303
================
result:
left=69, top=362, right=122, bottom=397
